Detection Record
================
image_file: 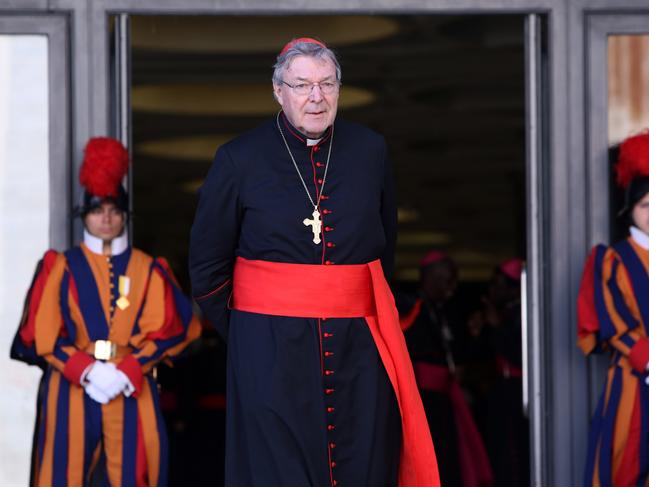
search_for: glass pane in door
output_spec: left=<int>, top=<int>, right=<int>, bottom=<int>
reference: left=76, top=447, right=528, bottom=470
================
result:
left=608, top=35, right=649, bottom=145
left=608, top=35, right=649, bottom=240
left=0, top=34, right=49, bottom=487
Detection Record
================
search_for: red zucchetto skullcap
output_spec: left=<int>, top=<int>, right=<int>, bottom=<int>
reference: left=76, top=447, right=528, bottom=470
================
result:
left=79, top=137, right=129, bottom=198
left=280, top=37, right=327, bottom=56
left=615, top=130, right=649, bottom=188
left=499, top=258, right=524, bottom=281
left=420, top=250, right=450, bottom=268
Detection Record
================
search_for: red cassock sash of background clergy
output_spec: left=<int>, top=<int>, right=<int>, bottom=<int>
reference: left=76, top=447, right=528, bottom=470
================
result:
left=413, top=361, right=493, bottom=487
left=231, top=256, right=441, bottom=487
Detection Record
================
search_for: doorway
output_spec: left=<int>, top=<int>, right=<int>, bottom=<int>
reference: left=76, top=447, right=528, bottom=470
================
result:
left=121, top=14, right=532, bottom=486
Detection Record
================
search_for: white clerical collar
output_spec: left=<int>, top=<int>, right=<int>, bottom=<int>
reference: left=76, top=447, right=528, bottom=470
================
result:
left=306, top=138, right=322, bottom=146
left=630, top=226, right=649, bottom=250
left=83, top=229, right=129, bottom=256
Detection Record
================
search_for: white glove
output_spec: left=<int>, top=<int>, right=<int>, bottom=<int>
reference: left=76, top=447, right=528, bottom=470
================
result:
left=103, top=370, right=131, bottom=399
left=84, top=381, right=110, bottom=404
left=120, top=371, right=135, bottom=397
left=85, top=361, right=128, bottom=400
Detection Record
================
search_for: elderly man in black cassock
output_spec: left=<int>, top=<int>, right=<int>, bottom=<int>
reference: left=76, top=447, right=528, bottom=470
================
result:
left=189, top=37, right=439, bottom=487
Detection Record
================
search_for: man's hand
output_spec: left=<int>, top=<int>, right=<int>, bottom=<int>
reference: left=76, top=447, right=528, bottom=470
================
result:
left=481, top=296, right=502, bottom=327
left=84, top=382, right=110, bottom=404
left=83, top=361, right=130, bottom=402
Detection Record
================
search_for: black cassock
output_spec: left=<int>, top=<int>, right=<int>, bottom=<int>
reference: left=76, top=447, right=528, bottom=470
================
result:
left=189, top=113, right=402, bottom=487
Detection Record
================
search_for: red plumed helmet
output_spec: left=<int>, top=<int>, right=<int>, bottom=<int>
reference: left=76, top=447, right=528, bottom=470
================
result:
left=615, top=130, right=649, bottom=188
left=79, top=137, right=129, bottom=197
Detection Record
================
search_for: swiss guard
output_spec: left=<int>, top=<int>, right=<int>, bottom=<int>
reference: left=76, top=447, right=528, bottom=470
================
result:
left=578, top=130, right=649, bottom=486
left=189, top=38, right=440, bottom=486
left=11, top=137, right=201, bottom=487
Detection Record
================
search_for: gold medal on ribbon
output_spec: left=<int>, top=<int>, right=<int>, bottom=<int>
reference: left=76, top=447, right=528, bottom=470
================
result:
left=116, top=275, right=130, bottom=310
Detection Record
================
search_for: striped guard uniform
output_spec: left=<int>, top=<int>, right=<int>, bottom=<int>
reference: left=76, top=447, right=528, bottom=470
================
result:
left=11, top=242, right=201, bottom=487
left=578, top=237, right=649, bottom=487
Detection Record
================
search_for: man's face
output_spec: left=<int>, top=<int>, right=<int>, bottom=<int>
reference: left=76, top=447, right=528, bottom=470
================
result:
left=488, top=273, right=519, bottom=308
left=421, top=261, right=458, bottom=304
left=273, top=55, right=339, bottom=138
left=632, top=192, right=649, bottom=235
left=84, top=201, right=125, bottom=242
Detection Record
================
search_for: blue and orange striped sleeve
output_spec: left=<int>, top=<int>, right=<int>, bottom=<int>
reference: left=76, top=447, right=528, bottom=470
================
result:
left=597, top=249, right=649, bottom=372
left=11, top=251, right=56, bottom=368
left=577, top=245, right=603, bottom=355
left=32, top=252, right=95, bottom=385
left=117, top=258, right=201, bottom=396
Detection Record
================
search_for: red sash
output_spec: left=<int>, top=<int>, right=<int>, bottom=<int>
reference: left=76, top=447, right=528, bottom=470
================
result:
left=414, top=362, right=494, bottom=487
left=232, top=257, right=440, bottom=487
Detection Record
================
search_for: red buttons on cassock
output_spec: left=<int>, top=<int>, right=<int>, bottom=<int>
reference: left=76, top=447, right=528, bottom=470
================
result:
left=326, top=242, right=335, bottom=248
left=333, top=480, right=338, bottom=486
left=323, top=332, right=334, bottom=338
left=329, top=442, right=336, bottom=449
left=327, top=424, right=335, bottom=431
left=316, top=162, right=324, bottom=167
left=322, top=209, right=332, bottom=215
left=327, top=407, right=335, bottom=413
left=331, top=461, right=337, bottom=468
left=324, top=351, right=334, bottom=357
left=313, top=145, right=320, bottom=152
left=321, top=194, right=329, bottom=200
left=325, top=388, right=335, bottom=395
left=325, top=226, right=334, bottom=232
left=325, top=260, right=333, bottom=265
left=317, top=178, right=323, bottom=184
left=325, top=370, right=334, bottom=376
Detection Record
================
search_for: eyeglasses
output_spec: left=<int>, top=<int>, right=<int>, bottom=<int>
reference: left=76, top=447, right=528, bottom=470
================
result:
left=281, top=80, right=340, bottom=96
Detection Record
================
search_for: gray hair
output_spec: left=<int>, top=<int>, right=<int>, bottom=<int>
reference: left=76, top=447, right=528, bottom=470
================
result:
left=272, top=40, right=342, bottom=85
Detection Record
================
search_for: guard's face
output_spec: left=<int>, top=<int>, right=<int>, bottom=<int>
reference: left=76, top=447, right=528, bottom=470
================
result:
left=274, top=55, right=339, bottom=138
left=84, top=201, right=125, bottom=242
left=632, top=192, right=649, bottom=235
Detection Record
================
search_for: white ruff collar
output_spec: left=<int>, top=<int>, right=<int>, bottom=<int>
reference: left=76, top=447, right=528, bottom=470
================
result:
left=306, top=137, right=322, bottom=146
left=83, top=229, right=129, bottom=256
left=630, top=226, right=649, bottom=250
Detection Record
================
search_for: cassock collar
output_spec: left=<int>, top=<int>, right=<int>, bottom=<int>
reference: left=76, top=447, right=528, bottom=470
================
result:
left=83, top=229, right=129, bottom=256
left=630, top=226, right=649, bottom=251
left=278, top=111, right=332, bottom=151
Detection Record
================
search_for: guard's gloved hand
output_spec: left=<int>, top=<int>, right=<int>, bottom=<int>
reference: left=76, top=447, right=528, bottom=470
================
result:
left=119, top=370, right=136, bottom=397
left=83, top=361, right=128, bottom=401
left=84, top=381, right=110, bottom=404
left=103, top=369, right=132, bottom=399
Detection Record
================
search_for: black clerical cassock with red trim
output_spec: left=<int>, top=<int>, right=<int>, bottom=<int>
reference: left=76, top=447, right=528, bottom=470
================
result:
left=189, top=112, right=439, bottom=487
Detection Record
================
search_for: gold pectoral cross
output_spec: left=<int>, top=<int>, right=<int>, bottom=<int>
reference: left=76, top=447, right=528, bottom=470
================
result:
left=303, top=208, right=322, bottom=245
